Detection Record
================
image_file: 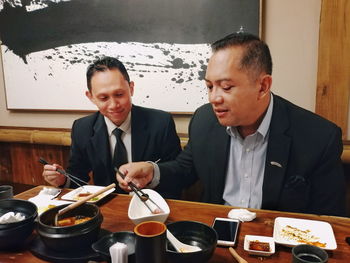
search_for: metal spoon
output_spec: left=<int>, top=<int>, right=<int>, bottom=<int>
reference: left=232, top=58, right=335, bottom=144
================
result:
left=167, top=229, right=201, bottom=253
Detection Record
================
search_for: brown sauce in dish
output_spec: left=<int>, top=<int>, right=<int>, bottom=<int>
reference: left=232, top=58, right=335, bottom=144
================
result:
left=249, top=240, right=270, bottom=252
left=57, top=216, right=92, bottom=226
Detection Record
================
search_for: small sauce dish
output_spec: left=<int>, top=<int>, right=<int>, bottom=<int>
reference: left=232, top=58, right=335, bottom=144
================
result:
left=244, top=235, right=275, bottom=256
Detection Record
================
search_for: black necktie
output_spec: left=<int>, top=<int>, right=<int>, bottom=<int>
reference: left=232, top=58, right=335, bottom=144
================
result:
left=112, top=128, right=128, bottom=169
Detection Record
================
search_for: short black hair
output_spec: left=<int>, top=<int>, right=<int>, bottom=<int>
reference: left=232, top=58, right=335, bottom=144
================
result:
left=86, top=56, right=130, bottom=91
left=211, top=32, right=272, bottom=77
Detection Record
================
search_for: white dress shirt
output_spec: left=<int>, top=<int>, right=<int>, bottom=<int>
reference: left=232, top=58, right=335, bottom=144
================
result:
left=223, top=94, right=273, bottom=208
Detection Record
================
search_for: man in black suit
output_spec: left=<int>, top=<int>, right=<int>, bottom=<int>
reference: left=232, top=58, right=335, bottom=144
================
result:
left=42, top=57, right=181, bottom=196
left=117, top=33, right=346, bottom=216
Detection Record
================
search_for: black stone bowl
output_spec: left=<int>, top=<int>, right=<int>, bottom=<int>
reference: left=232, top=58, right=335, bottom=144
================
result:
left=37, top=203, right=103, bottom=252
left=0, top=217, right=36, bottom=250
left=0, top=199, right=38, bottom=230
left=92, top=231, right=136, bottom=263
left=166, top=221, right=218, bottom=263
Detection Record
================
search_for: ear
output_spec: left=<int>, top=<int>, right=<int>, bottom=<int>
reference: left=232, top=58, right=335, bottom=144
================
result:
left=85, top=90, right=94, bottom=102
left=258, top=74, right=272, bottom=100
left=129, top=81, right=135, bottom=96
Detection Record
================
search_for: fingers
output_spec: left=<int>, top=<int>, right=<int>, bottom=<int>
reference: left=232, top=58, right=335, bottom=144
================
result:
left=42, top=164, right=66, bottom=187
left=115, top=162, right=154, bottom=189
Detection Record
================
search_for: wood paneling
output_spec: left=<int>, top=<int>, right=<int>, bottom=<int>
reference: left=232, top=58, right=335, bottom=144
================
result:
left=316, top=0, right=350, bottom=139
left=0, top=141, right=70, bottom=186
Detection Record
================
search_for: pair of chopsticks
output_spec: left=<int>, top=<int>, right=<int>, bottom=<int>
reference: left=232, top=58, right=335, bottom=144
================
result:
left=114, top=167, right=163, bottom=213
left=39, top=157, right=88, bottom=188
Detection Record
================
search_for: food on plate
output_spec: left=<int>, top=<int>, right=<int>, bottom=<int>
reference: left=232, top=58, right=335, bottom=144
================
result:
left=249, top=240, right=271, bottom=252
left=74, top=192, right=99, bottom=201
left=281, top=225, right=326, bottom=247
left=152, top=208, right=164, bottom=214
left=57, top=216, right=92, bottom=226
left=77, top=192, right=92, bottom=198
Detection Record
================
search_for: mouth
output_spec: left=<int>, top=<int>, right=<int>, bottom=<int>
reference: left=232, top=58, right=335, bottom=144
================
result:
left=214, top=108, right=228, bottom=118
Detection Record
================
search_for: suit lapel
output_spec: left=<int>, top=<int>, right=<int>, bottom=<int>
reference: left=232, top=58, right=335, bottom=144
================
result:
left=131, top=106, right=149, bottom=161
left=262, top=95, right=291, bottom=209
left=207, top=113, right=230, bottom=203
left=90, top=113, right=111, bottom=170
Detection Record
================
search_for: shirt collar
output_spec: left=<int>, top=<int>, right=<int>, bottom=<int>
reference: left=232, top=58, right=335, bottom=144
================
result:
left=104, top=111, right=132, bottom=137
left=226, top=93, right=274, bottom=140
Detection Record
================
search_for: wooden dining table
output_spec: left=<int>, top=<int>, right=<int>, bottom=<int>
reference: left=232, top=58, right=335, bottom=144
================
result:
left=1, top=185, right=350, bottom=263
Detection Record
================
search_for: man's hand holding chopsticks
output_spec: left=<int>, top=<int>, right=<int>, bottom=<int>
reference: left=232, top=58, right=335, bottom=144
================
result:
left=117, top=162, right=154, bottom=192
left=42, top=163, right=66, bottom=187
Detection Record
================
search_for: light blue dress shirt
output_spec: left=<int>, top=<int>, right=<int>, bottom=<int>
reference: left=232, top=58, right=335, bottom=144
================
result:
left=223, top=94, right=273, bottom=208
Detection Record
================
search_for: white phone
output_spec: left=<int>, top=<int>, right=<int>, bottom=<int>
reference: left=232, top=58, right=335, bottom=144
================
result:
left=212, top=217, right=240, bottom=246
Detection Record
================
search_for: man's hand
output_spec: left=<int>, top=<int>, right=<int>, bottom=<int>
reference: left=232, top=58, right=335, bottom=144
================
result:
left=116, top=162, right=154, bottom=192
left=42, top=164, right=66, bottom=187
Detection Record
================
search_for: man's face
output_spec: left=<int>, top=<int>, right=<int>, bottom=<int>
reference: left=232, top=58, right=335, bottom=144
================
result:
left=205, top=47, right=265, bottom=128
left=86, top=68, right=134, bottom=126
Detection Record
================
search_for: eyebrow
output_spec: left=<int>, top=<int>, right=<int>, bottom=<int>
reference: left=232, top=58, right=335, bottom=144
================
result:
left=204, top=78, right=232, bottom=83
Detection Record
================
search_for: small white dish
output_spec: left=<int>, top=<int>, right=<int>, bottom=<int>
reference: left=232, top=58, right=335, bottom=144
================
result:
left=128, top=189, right=170, bottom=225
left=61, top=185, right=115, bottom=203
left=244, top=235, right=275, bottom=256
left=273, top=217, right=337, bottom=250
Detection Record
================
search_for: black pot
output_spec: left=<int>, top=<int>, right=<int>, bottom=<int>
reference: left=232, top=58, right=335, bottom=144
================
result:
left=0, top=199, right=38, bottom=230
left=37, top=203, right=103, bottom=252
left=166, top=221, right=217, bottom=263
left=0, top=217, right=36, bottom=250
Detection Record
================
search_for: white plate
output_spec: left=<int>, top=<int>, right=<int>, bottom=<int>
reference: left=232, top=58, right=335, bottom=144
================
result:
left=61, top=185, right=115, bottom=203
left=273, top=217, right=337, bottom=250
left=244, top=235, right=275, bottom=256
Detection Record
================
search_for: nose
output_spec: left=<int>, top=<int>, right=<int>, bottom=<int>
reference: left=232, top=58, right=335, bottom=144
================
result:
left=108, top=98, right=120, bottom=109
left=208, top=87, right=223, bottom=105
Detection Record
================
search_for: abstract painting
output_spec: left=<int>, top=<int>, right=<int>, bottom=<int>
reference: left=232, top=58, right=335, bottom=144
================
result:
left=0, top=0, right=260, bottom=112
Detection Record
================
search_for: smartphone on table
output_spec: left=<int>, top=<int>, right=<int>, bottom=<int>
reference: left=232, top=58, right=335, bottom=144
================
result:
left=212, top=217, right=240, bottom=246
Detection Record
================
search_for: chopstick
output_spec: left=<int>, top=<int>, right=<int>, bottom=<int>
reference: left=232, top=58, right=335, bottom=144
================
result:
left=114, top=167, right=163, bottom=213
left=39, top=157, right=89, bottom=188
left=228, top=247, right=248, bottom=263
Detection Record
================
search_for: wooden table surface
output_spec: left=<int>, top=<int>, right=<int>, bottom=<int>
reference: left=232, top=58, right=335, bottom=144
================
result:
left=1, top=186, right=350, bottom=262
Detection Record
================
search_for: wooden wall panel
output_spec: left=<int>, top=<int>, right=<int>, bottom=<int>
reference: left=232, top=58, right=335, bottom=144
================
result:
left=0, top=143, right=12, bottom=182
left=316, top=0, right=350, bottom=139
left=0, top=142, right=70, bottom=186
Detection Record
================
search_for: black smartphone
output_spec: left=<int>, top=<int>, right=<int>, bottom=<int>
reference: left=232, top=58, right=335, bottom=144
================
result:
left=212, top=217, right=240, bottom=246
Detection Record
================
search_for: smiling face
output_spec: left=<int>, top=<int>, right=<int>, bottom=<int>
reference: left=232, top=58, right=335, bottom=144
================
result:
left=86, top=68, right=134, bottom=126
left=205, top=46, right=272, bottom=137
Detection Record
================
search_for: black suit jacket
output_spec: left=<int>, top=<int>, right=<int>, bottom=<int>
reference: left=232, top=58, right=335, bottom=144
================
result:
left=67, top=105, right=181, bottom=196
left=159, top=95, right=346, bottom=216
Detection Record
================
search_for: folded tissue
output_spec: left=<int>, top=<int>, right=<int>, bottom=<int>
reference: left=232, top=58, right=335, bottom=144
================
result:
left=228, top=209, right=256, bottom=222
left=0, top=212, right=25, bottom=224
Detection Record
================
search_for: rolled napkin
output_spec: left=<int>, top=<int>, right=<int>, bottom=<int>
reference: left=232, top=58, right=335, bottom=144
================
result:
left=39, top=187, right=61, bottom=197
left=0, top=211, right=25, bottom=224
left=228, top=208, right=256, bottom=222
left=110, top=242, right=128, bottom=263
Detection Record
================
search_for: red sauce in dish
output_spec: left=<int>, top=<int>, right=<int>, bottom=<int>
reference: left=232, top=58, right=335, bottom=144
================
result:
left=249, top=240, right=270, bottom=252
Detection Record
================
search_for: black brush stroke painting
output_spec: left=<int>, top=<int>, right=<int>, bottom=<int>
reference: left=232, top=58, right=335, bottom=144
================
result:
left=0, top=0, right=260, bottom=111
left=0, top=0, right=260, bottom=62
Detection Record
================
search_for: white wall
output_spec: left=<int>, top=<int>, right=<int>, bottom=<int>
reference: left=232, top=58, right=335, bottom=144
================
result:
left=0, top=0, right=321, bottom=134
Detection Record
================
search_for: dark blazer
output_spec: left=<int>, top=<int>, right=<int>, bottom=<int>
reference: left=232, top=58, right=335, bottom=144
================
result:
left=66, top=105, right=181, bottom=196
left=159, top=95, right=346, bottom=216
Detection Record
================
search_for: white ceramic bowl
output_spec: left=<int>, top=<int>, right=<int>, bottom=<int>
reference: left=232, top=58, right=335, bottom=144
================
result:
left=128, top=189, right=170, bottom=225
left=244, top=235, right=275, bottom=256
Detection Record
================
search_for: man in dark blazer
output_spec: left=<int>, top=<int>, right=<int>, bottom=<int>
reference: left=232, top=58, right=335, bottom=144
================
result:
left=117, top=33, right=346, bottom=216
left=43, top=57, right=181, bottom=196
